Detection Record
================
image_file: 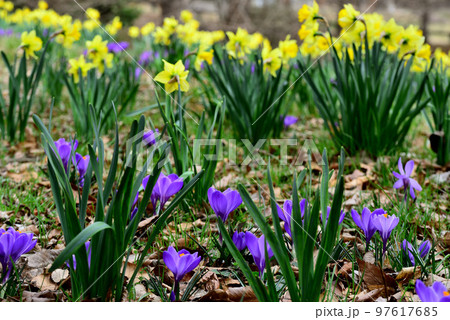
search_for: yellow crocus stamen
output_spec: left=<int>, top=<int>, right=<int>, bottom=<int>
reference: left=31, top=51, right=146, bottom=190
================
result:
left=179, top=253, right=185, bottom=257
left=383, top=213, right=388, bottom=218
left=444, top=291, right=449, bottom=297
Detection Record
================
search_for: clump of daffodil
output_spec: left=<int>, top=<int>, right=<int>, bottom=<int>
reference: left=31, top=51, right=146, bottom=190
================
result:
left=297, top=0, right=321, bottom=50
left=86, top=35, right=113, bottom=73
left=83, top=8, right=101, bottom=31
left=1, top=1, right=13, bottom=12
left=163, top=17, right=178, bottom=34
left=154, top=26, right=171, bottom=45
left=128, top=26, right=140, bottom=38
left=226, top=28, right=251, bottom=59
left=68, top=55, right=94, bottom=83
left=154, top=60, right=190, bottom=93
left=300, top=33, right=332, bottom=58
left=55, top=16, right=81, bottom=48
left=262, top=42, right=282, bottom=77
left=380, top=18, right=403, bottom=53
left=105, top=16, right=122, bottom=36
left=278, top=35, right=298, bottom=63
left=141, top=22, right=155, bottom=36
left=176, top=23, right=198, bottom=46
left=20, top=30, right=43, bottom=59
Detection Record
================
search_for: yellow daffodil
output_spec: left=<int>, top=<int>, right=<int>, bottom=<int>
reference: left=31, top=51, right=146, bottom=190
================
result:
left=211, top=30, right=225, bottom=43
left=298, top=1, right=319, bottom=23
left=2, top=1, right=13, bottom=11
left=86, top=35, right=109, bottom=68
left=141, top=22, right=155, bottom=36
left=154, top=60, right=190, bottom=93
left=163, top=17, right=178, bottom=33
left=248, top=32, right=264, bottom=50
left=434, top=48, right=450, bottom=70
left=298, top=21, right=319, bottom=40
left=105, top=16, right=122, bottom=35
left=195, top=48, right=214, bottom=71
left=279, top=35, right=298, bottom=63
left=128, top=26, right=140, bottom=38
left=68, top=55, right=94, bottom=83
left=38, top=1, right=48, bottom=10
left=338, top=4, right=361, bottom=29
left=57, top=18, right=81, bottom=48
left=262, top=47, right=282, bottom=77
left=226, top=28, right=251, bottom=59
left=176, top=24, right=197, bottom=46
left=180, top=10, right=193, bottom=23
left=380, top=18, right=403, bottom=53
left=396, top=25, right=424, bottom=58
left=86, top=8, right=100, bottom=21
left=154, top=27, right=171, bottom=45
left=20, top=30, right=43, bottom=59
left=83, top=19, right=98, bottom=31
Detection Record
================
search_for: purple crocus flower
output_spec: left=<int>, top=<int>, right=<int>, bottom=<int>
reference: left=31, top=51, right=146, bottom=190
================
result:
left=402, top=239, right=431, bottom=265
left=321, top=206, right=345, bottom=228
left=143, top=129, right=159, bottom=147
left=245, top=232, right=274, bottom=279
left=351, top=208, right=385, bottom=247
left=54, top=138, right=78, bottom=172
left=277, top=199, right=307, bottom=238
left=73, top=153, right=90, bottom=187
left=139, top=51, right=153, bottom=65
left=135, top=68, right=142, bottom=79
left=372, top=213, right=399, bottom=254
left=419, top=240, right=431, bottom=258
left=67, top=241, right=91, bottom=270
left=184, top=59, right=190, bottom=70
left=402, top=240, right=416, bottom=265
left=207, top=187, right=242, bottom=222
left=250, top=63, right=256, bottom=73
left=107, top=41, right=129, bottom=54
left=0, top=228, right=36, bottom=282
left=150, top=173, right=184, bottom=210
left=282, top=115, right=299, bottom=128
left=393, top=158, right=422, bottom=200
left=415, top=280, right=450, bottom=302
left=163, top=246, right=202, bottom=301
left=232, top=231, right=246, bottom=251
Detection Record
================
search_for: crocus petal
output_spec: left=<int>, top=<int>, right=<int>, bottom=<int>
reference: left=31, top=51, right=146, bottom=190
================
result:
left=416, top=280, right=437, bottom=302
left=409, top=178, right=422, bottom=191
left=409, top=185, right=416, bottom=199
left=224, top=189, right=242, bottom=214
left=245, top=232, right=259, bottom=256
left=397, top=158, right=405, bottom=175
left=393, top=179, right=404, bottom=189
left=351, top=209, right=363, bottom=230
left=404, top=160, right=414, bottom=177
left=392, top=171, right=403, bottom=180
